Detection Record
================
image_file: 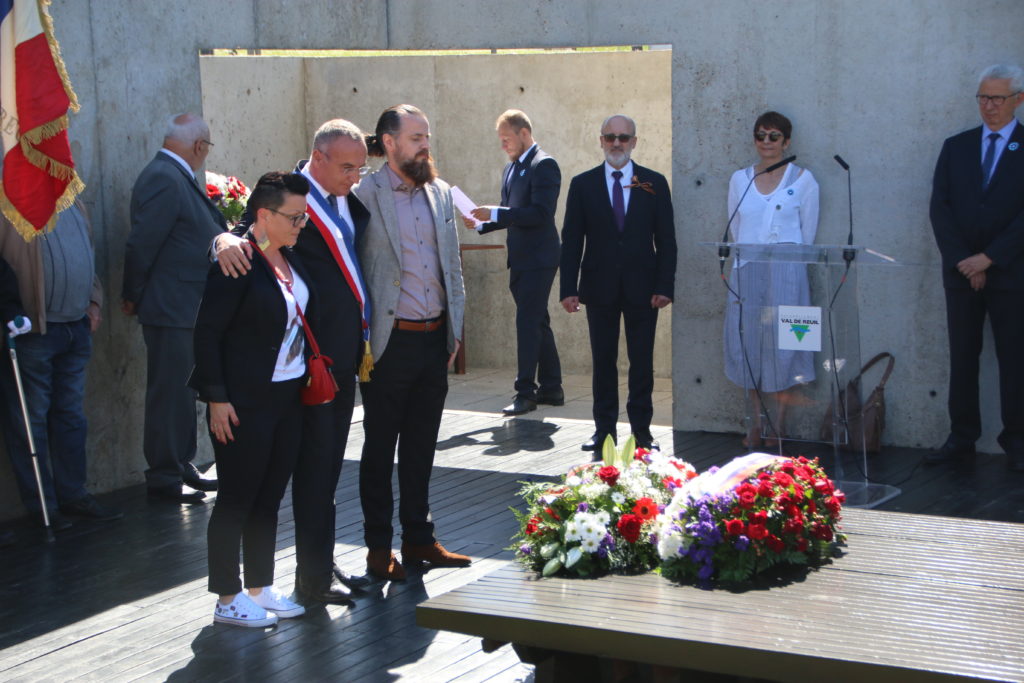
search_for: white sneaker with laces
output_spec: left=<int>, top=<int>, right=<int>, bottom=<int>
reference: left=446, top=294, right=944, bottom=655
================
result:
left=213, top=592, right=278, bottom=628
left=249, top=585, right=306, bottom=618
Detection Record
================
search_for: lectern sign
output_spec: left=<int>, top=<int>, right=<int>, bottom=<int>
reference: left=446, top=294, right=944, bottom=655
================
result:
left=778, top=305, right=822, bottom=352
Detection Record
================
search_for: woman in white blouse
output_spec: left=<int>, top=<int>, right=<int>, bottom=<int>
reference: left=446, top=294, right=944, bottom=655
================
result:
left=723, top=111, right=819, bottom=450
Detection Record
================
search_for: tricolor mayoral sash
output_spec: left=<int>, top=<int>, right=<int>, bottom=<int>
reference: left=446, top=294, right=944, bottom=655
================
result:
left=300, top=169, right=374, bottom=380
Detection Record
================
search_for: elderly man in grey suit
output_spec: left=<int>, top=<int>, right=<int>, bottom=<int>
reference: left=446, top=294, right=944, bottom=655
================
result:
left=355, top=104, right=469, bottom=582
left=123, top=113, right=225, bottom=503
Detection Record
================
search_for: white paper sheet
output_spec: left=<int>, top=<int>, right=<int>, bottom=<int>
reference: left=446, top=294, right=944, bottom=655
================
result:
left=451, top=186, right=482, bottom=227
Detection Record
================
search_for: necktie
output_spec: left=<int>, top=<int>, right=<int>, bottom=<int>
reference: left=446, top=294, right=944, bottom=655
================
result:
left=981, top=132, right=1000, bottom=189
left=611, top=170, right=625, bottom=232
left=327, top=194, right=338, bottom=211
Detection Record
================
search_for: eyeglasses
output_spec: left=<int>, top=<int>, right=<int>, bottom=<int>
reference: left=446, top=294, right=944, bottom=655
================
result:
left=321, top=151, right=371, bottom=176
left=601, top=133, right=634, bottom=143
left=200, top=139, right=215, bottom=147
left=755, top=131, right=784, bottom=142
left=976, top=92, right=1020, bottom=106
left=267, top=208, right=309, bottom=227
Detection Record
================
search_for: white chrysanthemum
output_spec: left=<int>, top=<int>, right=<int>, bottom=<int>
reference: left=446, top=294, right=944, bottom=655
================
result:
left=564, top=520, right=581, bottom=542
left=595, top=510, right=611, bottom=526
left=579, top=483, right=607, bottom=499
left=580, top=535, right=601, bottom=553
left=611, top=491, right=626, bottom=505
left=566, top=475, right=582, bottom=487
left=657, top=530, right=683, bottom=560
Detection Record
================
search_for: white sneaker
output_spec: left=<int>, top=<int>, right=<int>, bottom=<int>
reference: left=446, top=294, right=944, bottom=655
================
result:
left=249, top=585, right=306, bottom=618
left=213, top=592, right=278, bottom=628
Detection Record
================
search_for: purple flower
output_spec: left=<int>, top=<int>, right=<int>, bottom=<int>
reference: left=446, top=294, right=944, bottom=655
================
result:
left=733, top=536, right=750, bottom=552
left=658, top=504, right=667, bottom=513
left=697, top=563, right=715, bottom=580
left=577, top=502, right=589, bottom=512
left=596, top=546, right=608, bottom=559
left=708, top=466, right=720, bottom=474
left=520, top=545, right=532, bottom=555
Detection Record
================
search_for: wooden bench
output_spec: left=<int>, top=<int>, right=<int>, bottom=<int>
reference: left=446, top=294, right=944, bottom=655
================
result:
left=417, top=508, right=1024, bottom=682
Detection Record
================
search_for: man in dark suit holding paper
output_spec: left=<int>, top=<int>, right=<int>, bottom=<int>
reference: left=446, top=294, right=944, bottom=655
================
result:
left=929, top=63, right=1024, bottom=471
left=560, top=114, right=676, bottom=453
left=465, top=109, right=563, bottom=416
left=123, top=113, right=225, bottom=503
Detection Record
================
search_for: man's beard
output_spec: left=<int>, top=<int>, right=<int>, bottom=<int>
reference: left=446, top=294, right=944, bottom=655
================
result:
left=604, top=149, right=631, bottom=168
left=400, top=151, right=437, bottom=186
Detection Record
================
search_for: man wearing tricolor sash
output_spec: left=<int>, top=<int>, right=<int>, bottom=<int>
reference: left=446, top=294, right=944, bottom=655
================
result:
left=215, top=119, right=373, bottom=603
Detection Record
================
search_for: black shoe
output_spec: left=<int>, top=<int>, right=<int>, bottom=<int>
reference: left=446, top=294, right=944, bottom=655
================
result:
left=333, top=564, right=371, bottom=589
left=535, top=389, right=565, bottom=406
left=183, top=463, right=218, bottom=492
left=295, top=574, right=353, bottom=605
left=502, top=396, right=537, bottom=416
left=60, top=495, right=123, bottom=521
left=633, top=432, right=660, bottom=451
left=925, top=439, right=976, bottom=465
left=582, top=431, right=615, bottom=452
left=147, top=484, right=206, bottom=504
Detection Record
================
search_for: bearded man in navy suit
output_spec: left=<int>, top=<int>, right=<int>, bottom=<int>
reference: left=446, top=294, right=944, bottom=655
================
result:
left=560, top=114, right=676, bottom=454
left=929, top=64, right=1024, bottom=472
left=464, top=109, right=563, bottom=416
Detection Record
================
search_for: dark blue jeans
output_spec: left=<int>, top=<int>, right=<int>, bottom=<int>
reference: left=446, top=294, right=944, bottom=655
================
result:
left=0, top=317, right=91, bottom=515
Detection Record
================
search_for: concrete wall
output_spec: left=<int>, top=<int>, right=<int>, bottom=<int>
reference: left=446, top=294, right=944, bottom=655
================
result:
left=1, top=0, right=1020, bottom=520
left=201, top=50, right=672, bottom=380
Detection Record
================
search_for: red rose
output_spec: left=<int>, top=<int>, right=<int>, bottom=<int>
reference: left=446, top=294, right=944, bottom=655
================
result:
left=525, top=515, right=540, bottom=535
left=780, top=461, right=796, bottom=474
left=775, top=493, right=793, bottom=507
left=757, top=481, right=774, bottom=498
left=773, top=472, right=794, bottom=488
left=794, top=465, right=814, bottom=481
left=544, top=506, right=560, bottom=521
left=749, top=510, right=768, bottom=525
left=797, top=456, right=810, bottom=464
left=807, top=501, right=817, bottom=515
left=813, top=478, right=834, bottom=495
left=748, top=523, right=768, bottom=540
left=796, top=538, right=809, bottom=552
left=632, top=497, right=658, bottom=520
left=617, top=513, right=643, bottom=543
left=738, top=491, right=757, bottom=508
left=810, top=522, right=834, bottom=541
left=725, top=518, right=746, bottom=536
left=758, top=471, right=772, bottom=481
left=791, top=485, right=806, bottom=501
left=834, top=489, right=846, bottom=505
left=824, top=496, right=842, bottom=517
left=597, top=466, right=620, bottom=487
left=766, top=534, right=785, bottom=553
left=782, top=518, right=804, bottom=535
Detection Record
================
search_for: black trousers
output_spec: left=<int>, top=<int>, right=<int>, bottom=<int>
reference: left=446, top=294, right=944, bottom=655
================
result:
left=207, top=378, right=302, bottom=596
left=141, top=325, right=197, bottom=488
left=585, top=300, right=659, bottom=436
left=292, top=375, right=356, bottom=588
left=944, top=286, right=1024, bottom=453
left=510, top=267, right=561, bottom=398
left=359, top=327, right=448, bottom=549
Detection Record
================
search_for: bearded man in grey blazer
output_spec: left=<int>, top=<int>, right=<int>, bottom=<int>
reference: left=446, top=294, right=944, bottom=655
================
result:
left=354, top=104, right=468, bottom=582
left=123, top=113, right=225, bottom=503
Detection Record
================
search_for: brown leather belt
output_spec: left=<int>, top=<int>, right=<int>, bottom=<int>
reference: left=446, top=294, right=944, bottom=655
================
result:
left=393, top=316, right=443, bottom=332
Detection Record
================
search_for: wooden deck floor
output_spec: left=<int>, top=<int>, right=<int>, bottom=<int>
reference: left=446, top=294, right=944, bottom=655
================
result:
left=1, top=408, right=1022, bottom=682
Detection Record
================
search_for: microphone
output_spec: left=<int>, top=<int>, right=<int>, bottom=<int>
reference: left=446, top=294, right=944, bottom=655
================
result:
left=719, top=155, right=797, bottom=263
left=834, top=155, right=855, bottom=262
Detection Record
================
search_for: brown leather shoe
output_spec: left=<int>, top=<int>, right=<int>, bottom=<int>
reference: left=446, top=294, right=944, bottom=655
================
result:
left=366, top=548, right=406, bottom=581
left=401, top=541, right=472, bottom=568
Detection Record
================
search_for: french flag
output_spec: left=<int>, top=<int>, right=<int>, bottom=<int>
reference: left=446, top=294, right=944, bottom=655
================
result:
left=0, top=0, right=83, bottom=240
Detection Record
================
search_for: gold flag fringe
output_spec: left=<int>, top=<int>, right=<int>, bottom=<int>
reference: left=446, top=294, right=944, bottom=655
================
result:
left=37, top=0, right=79, bottom=113
left=358, top=340, right=374, bottom=382
left=0, top=173, right=84, bottom=242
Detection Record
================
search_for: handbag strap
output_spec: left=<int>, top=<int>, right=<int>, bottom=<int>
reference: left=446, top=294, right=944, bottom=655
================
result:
left=250, top=238, right=323, bottom=358
left=855, top=352, right=895, bottom=390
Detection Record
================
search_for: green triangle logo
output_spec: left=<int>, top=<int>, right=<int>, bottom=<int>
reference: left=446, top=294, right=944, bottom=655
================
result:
left=790, top=324, right=810, bottom=342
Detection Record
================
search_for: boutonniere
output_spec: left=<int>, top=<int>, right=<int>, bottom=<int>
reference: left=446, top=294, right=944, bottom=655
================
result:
left=624, top=175, right=655, bottom=194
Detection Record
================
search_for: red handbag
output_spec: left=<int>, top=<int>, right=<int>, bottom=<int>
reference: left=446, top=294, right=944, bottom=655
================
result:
left=254, top=242, right=338, bottom=406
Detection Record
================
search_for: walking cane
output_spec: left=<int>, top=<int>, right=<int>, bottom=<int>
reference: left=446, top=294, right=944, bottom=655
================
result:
left=6, top=316, right=55, bottom=542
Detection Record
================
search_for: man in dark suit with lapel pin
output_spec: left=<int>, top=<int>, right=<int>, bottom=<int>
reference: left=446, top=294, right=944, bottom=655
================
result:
left=929, top=64, right=1024, bottom=472
left=214, top=119, right=374, bottom=603
left=123, top=113, right=224, bottom=503
left=464, top=109, right=563, bottom=416
left=560, top=114, right=676, bottom=454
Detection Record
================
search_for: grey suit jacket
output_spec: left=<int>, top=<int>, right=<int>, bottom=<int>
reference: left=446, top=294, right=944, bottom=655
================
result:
left=123, top=152, right=227, bottom=328
left=354, top=165, right=465, bottom=361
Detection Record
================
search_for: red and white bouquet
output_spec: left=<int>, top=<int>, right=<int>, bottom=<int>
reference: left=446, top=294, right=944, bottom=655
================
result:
left=205, top=171, right=250, bottom=225
left=512, top=436, right=697, bottom=578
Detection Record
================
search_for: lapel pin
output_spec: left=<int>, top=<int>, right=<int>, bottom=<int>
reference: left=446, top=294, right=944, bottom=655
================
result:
left=787, top=188, right=794, bottom=195
left=1009, top=142, right=1020, bottom=151
left=519, top=168, right=526, bottom=177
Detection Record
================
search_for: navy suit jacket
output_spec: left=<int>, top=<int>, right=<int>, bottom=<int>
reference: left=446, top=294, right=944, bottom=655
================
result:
left=930, top=120, right=1024, bottom=290
left=560, top=162, right=676, bottom=307
left=479, top=145, right=561, bottom=270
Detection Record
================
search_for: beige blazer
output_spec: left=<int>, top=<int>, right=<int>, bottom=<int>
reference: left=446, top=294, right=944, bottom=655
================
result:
left=354, top=165, right=465, bottom=361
